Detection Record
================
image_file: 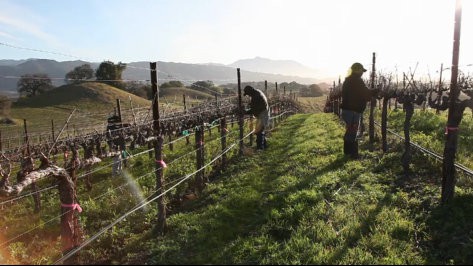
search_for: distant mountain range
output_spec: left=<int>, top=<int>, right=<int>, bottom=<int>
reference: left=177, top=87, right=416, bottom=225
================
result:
left=229, top=57, right=320, bottom=78
left=0, top=57, right=332, bottom=96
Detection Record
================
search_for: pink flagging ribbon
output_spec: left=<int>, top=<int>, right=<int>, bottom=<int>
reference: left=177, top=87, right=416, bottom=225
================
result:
left=156, top=160, right=167, bottom=168
left=445, top=126, right=459, bottom=135
left=223, top=128, right=228, bottom=133
left=61, top=203, right=83, bottom=213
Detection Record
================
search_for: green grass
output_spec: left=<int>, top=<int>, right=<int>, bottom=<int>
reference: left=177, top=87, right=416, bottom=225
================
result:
left=379, top=107, right=473, bottom=170
left=2, top=108, right=473, bottom=264
left=107, top=112, right=471, bottom=265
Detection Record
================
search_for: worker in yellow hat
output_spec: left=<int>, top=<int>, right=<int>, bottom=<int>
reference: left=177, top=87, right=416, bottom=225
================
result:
left=340, top=62, right=378, bottom=159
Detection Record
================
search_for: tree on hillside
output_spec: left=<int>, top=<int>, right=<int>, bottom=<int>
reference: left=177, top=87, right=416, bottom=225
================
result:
left=160, top=80, right=184, bottom=88
left=280, top=81, right=306, bottom=92
left=308, top=84, right=324, bottom=96
left=222, top=87, right=236, bottom=95
left=300, top=84, right=324, bottom=97
left=0, top=94, right=12, bottom=117
left=190, top=80, right=223, bottom=94
left=95, top=61, right=127, bottom=89
left=17, top=74, right=53, bottom=97
left=123, top=81, right=152, bottom=99
left=65, top=64, right=94, bottom=84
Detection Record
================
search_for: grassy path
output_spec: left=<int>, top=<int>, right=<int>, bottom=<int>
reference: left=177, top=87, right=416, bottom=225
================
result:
left=89, top=112, right=473, bottom=265
left=118, top=113, right=419, bottom=264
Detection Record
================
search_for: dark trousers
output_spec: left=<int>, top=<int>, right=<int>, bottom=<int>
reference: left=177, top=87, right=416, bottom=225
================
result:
left=343, top=140, right=358, bottom=158
left=256, top=132, right=267, bottom=150
left=341, top=109, right=361, bottom=158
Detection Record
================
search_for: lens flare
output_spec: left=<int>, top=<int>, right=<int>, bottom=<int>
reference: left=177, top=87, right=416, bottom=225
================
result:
left=121, top=170, right=149, bottom=212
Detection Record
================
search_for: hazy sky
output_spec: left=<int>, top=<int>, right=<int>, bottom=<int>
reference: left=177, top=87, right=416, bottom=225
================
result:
left=1, top=0, right=472, bottom=79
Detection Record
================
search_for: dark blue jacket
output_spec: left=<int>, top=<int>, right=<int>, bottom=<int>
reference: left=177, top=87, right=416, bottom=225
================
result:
left=341, top=74, right=375, bottom=113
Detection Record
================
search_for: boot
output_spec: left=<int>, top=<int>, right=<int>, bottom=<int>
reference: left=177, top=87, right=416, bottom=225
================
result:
left=350, top=141, right=359, bottom=159
left=263, top=132, right=267, bottom=149
left=256, top=133, right=264, bottom=150
left=343, top=140, right=351, bottom=155
left=260, top=132, right=267, bottom=149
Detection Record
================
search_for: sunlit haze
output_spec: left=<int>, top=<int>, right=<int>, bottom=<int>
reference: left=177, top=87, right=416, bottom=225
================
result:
left=1, top=0, right=472, bottom=81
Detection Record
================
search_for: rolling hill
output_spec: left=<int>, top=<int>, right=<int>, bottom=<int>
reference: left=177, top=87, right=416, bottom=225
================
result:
left=229, top=56, right=320, bottom=78
left=160, top=86, right=216, bottom=101
left=14, top=82, right=150, bottom=109
left=0, top=58, right=329, bottom=96
left=6, top=82, right=152, bottom=131
left=1, top=81, right=223, bottom=143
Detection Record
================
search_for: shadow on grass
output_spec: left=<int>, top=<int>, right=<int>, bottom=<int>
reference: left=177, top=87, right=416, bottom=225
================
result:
left=365, top=140, right=473, bottom=264
left=241, top=114, right=359, bottom=244
left=147, top=115, right=331, bottom=262
left=423, top=194, right=473, bottom=264
left=325, top=192, right=393, bottom=264
left=147, top=113, right=382, bottom=264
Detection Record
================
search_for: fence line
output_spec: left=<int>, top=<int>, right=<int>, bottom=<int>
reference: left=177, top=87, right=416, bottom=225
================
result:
left=373, top=120, right=473, bottom=177
left=0, top=117, right=239, bottom=205
left=0, top=103, right=295, bottom=259
left=53, top=130, right=253, bottom=265
left=0, top=122, right=246, bottom=248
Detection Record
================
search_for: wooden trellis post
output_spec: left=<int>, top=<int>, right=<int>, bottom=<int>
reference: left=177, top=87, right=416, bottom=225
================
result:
left=51, top=120, right=55, bottom=143
left=23, top=119, right=41, bottom=212
left=150, top=62, right=167, bottom=234
left=369, top=52, right=376, bottom=151
left=442, top=0, right=462, bottom=204
left=399, top=92, right=414, bottom=177
left=220, top=117, right=227, bottom=168
left=264, top=80, right=268, bottom=96
left=116, top=99, right=121, bottom=120
left=381, top=77, right=390, bottom=153
left=237, top=68, right=244, bottom=156
left=195, top=124, right=204, bottom=193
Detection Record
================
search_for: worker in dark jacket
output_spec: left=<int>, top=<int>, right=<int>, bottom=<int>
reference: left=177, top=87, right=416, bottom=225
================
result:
left=243, top=85, right=270, bottom=150
left=341, top=62, right=378, bottom=158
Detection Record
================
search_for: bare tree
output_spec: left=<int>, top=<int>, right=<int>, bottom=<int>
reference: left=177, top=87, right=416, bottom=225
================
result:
left=17, top=73, right=53, bottom=97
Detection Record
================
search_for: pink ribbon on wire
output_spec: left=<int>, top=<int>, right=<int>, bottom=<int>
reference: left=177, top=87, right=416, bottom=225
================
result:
left=61, top=203, right=83, bottom=213
left=156, top=160, right=167, bottom=168
left=445, top=126, right=459, bottom=135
